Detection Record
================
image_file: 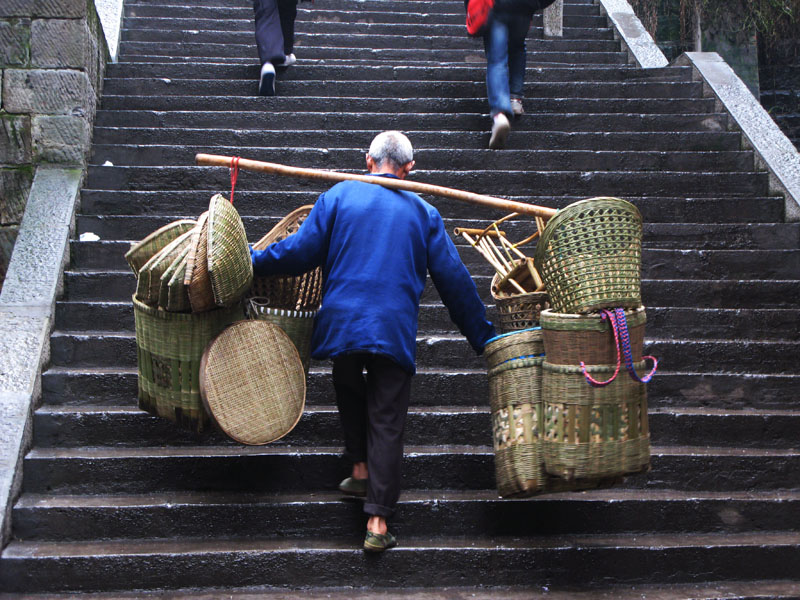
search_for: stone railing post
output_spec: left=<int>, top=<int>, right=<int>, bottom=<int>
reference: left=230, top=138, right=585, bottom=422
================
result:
left=544, top=0, right=564, bottom=37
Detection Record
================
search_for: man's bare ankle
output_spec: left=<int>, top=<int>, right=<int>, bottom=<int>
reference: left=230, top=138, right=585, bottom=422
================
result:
left=352, top=462, right=368, bottom=480
left=367, top=516, right=387, bottom=535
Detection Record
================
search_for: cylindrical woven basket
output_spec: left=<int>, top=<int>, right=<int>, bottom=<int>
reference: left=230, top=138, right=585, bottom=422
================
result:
left=133, top=295, right=244, bottom=433
left=541, top=307, right=646, bottom=366
left=488, top=356, right=546, bottom=498
left=125, top=219, right=196, bottom=275
left=250, top=205, right=323, bottom=312
left=533, top=197, right=643, bottom=314
left=491, top=270, right=550, bottom=333
left=542, top=360, right=650, bottom=480
left=484, top=327, right=544, bottom=371
left=247, top=298, right=316, bottom=376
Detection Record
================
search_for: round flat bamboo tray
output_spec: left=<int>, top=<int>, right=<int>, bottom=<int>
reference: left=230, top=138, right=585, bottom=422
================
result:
left=200, top=320, right=306, bottom=445
left=186, top=212, right=215, bottom=313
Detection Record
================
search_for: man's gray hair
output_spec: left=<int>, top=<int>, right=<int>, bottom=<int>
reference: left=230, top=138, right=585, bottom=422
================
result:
left=367, top=131, right=414, bottom=169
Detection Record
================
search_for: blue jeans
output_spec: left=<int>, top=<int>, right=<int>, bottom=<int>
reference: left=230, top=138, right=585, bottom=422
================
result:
left=483, top=12, right=532, bottom=117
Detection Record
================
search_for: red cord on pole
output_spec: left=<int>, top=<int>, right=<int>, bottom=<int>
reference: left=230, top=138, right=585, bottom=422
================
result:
left=229, top=156, right=240, bottom=204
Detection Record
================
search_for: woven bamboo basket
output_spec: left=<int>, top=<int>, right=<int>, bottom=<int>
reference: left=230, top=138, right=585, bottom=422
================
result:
left=125, top=219, right=196, bottom=275
left=207, top=193, right=253, bottom=308
left=135, top=230, right=194, bottom=306
left=484, top=327, right=544, bottom=370
left=541, top=307, right=646, bottom=366
left=165, top=251, right=192, bottom=313
left=199, top=320, right=306, bottom=445
left=491, top=271, right=550, bottom=333
left=533, top=197, right=642, bottom=314
left=186, top=212, right=216, bottom=313
left=250, top=205, right=323, bottom=311
left=488, top=356, right=546, bottom=497
left=247, top=298, right=316, bottom=376
left=158, top=244, right=191, bottom=311
left=542, top=360, right=650, bottom=480
left=133, top=295, right=244, bottom=433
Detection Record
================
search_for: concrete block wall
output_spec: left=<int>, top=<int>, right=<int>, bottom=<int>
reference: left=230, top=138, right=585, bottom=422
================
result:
left=0, top=0, right=108, bottom=288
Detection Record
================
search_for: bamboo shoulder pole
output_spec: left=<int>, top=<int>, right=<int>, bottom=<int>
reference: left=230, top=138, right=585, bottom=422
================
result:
left=195, top=153, right=558, bottom=219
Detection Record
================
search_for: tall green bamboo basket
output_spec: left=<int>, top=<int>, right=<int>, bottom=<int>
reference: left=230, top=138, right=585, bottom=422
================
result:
left=540, top=307, right=646, bottom=366
left=542, top=361, right=650, bottom=480
left=247, top=298, right=316, bottom=376
left=134, top=296, right=244, bottom=433
left=488, top=356, right=546, bottom=497
left=484, top=327, right=544, bottom=370
left=533, top=197, right=643, bottom=314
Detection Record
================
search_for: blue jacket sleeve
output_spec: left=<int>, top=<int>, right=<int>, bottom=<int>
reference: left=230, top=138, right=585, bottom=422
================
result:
left=251, top=193, right=331, bottom=276
left=426, top=211, right=496, bottom=354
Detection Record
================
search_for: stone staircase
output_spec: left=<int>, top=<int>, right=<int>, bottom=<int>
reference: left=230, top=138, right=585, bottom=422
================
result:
left=2, top=0, right=800, bottom=595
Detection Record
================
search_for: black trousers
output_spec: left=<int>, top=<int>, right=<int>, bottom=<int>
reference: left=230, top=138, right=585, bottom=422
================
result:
left=253, top=0, right=298, bottom=65
left=332, top=353, right=413, bottom=518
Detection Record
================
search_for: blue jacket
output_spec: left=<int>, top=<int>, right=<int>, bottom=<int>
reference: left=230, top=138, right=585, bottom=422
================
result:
left=251, top=175, right=496, bottom=374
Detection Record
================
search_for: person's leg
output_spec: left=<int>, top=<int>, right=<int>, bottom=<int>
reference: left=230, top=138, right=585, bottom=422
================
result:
left=507, top=16, right=531, bottom=109
left=253, top=0, right=286, bottom=65
left=276, top=0, right=298, bottom=56
left=483, top=15, right=513, bottom=119
left=332, top=354, right=369, bottom=476
left=362, top=355, right=412, bottom=524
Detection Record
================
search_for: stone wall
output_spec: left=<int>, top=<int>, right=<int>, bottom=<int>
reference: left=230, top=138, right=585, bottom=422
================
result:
left=0, top=0, right=108, bottom=289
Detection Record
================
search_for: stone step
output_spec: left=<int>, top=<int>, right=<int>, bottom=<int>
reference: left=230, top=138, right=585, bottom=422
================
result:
left=4, top=531, right=799, bottom=593
left=32, top=405, right=800, bottom=449
left=120, top=25, right=616, bottom=42
left=90, top=145, right=755, bottom=174
left=47, top=330, right=800, bottom=374
left=123, top=0, right=597, bottom=11
left=39, top=368, right=800, bottom=411
left=91, top=112, right=729, bottom=135
left=70, top=240, right=799, bottom=279
left=116, top=49, right=631, bottom=65
left=52, top=301, right=800, bottom=344
left=116, top=38, right=621, bottom=58
left=121, top=10, right=608, bottom=27
left=103, top=63, right=689, bottom=82
left=90, top=129, right=742, bottom=153
left=100, top=79, right=703, bottom=99
left=12, top=489, right=800, bottom=544
left=61, top=271, right=800, bottom=309
left=19, top=445, right=800, bottom=495
left=98, top=94, right=718, bottom=114
left=82, top=168, right=769, bottom=198
left=78, top=216, right=798, bottom=250
left=125, top=4, right=604, bottom=19
left=79, top=191, right=784, bottom=223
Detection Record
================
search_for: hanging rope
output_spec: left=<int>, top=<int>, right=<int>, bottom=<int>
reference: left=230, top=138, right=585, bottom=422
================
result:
left=229, top=156, right=240, bottom=204
left=580, top=308, right=658, bottom=387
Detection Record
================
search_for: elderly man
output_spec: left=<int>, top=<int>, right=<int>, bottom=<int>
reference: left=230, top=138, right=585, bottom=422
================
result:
left=250, top=131, right=495, bottom=551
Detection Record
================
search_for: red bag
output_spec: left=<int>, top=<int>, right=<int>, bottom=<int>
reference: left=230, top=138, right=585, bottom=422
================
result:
left=466, top=0, right=493, bottom=36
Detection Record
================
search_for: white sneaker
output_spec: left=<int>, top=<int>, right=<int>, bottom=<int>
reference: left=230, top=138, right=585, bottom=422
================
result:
left=489, top=113, right=510, bottom=149
left=511, top=97, right=524, bottom=116
left=279, top=53, right=296, bottom=67
left=258, top=62, right=276, bottom=96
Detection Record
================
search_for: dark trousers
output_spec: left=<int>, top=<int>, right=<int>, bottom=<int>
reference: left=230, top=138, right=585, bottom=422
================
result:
left=332, top=353, right=413, bottom=518
left=253, top=0, right=298, bottom=65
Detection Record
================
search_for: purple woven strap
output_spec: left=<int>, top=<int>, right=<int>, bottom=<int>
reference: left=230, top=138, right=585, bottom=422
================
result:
left=614, top=307, right=658, bottom=383
left=580, top=309, right=621, bottom=388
